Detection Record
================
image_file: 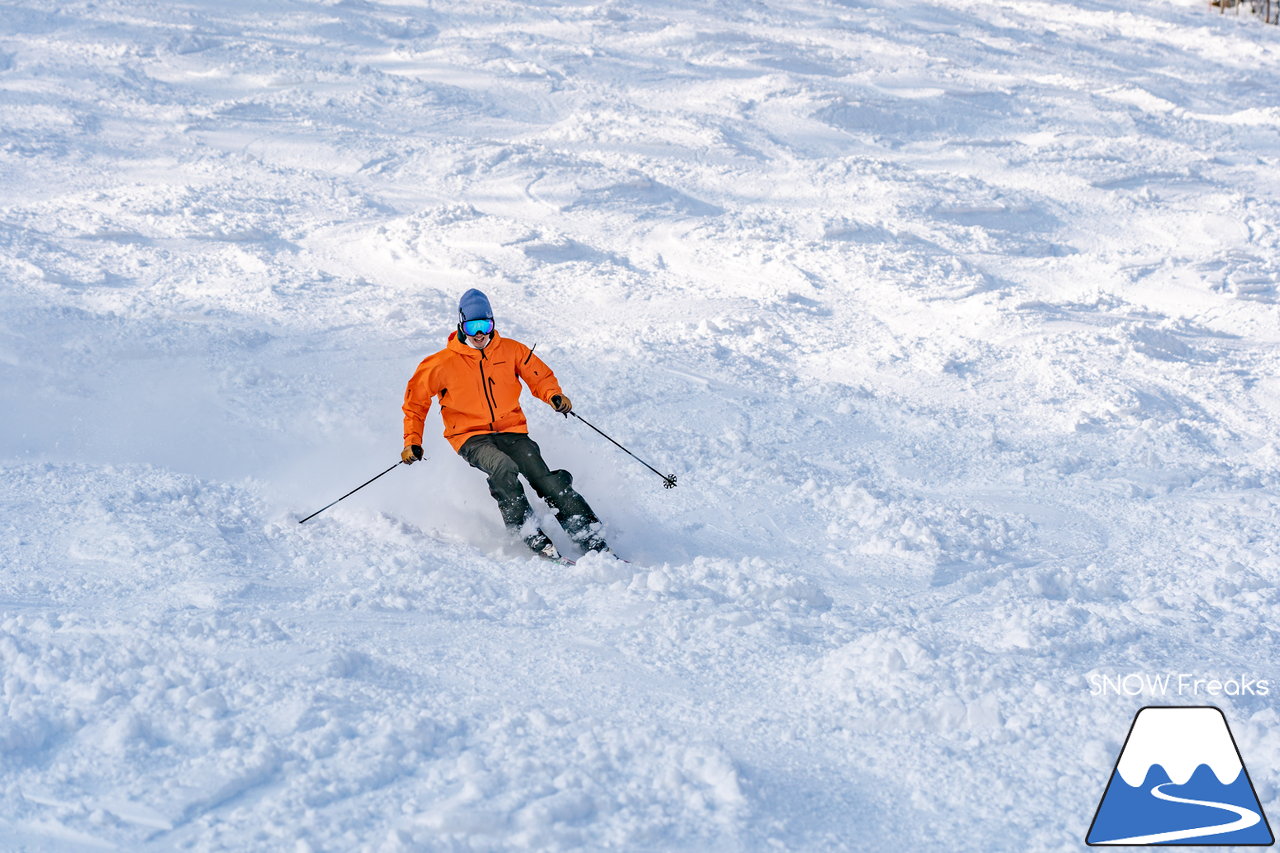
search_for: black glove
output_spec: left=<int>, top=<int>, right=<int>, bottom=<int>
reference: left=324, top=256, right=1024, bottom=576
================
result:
left=401, top=445, right=423, bottom=464
left=551, top=394, right=572, bottom=414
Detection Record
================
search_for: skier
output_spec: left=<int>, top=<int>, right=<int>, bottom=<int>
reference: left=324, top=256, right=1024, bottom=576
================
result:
left=400, top=288, right=610, bottom=559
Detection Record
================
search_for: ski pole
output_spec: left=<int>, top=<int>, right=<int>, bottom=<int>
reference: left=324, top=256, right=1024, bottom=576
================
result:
left=298, top=460, right=411, bottom=524
left=569, top=411, right=678, bottom=489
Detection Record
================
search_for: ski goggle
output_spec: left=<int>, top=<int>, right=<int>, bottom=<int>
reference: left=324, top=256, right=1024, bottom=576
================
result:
left=461, top=318, right=494, bottom=337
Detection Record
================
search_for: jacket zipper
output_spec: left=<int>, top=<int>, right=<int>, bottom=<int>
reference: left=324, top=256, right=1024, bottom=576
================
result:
left=478, top=349, right=497, bottom=429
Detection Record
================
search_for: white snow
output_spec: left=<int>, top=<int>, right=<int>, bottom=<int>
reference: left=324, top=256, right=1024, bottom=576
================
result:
left=2, top=0, right=1280, bottom=849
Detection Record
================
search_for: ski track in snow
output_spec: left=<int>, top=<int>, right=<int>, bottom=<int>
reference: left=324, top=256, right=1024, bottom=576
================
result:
left=2, top=0, right=1279, bottom=849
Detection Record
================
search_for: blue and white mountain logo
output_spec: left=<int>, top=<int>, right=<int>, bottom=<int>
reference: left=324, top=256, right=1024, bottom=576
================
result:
left=1087, top=706, right=1274, bottom=846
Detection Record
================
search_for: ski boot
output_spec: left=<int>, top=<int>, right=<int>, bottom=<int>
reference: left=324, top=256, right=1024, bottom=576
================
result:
left=524, top=529, right=561, bottom=561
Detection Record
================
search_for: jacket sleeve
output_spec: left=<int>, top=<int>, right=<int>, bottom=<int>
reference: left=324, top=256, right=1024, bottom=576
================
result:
left=402, top=358, right=435, bottom=446
left=514, top=343, right=563, bottom=405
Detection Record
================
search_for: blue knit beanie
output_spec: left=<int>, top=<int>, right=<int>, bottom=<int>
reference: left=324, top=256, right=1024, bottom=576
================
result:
left=458, top=288, right=493, bottom=323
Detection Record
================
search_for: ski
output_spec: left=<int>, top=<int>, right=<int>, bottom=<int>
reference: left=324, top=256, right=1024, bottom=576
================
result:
left=527, top=540, right=576, bottom=566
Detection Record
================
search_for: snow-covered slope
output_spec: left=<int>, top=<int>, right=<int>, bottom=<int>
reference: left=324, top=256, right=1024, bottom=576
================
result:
left=2, top=0, right=1279, bottom=849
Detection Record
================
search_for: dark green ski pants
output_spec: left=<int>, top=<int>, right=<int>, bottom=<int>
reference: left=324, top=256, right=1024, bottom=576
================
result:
left=458, top=433, right=600, bottom=543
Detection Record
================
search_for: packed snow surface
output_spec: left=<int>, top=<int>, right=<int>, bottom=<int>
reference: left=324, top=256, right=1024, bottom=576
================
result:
left=2, top=0, right=1280, bottom=849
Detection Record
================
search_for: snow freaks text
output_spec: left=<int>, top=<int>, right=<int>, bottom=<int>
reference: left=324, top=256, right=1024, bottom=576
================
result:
left=1089, top=673, right=1271, bottom=698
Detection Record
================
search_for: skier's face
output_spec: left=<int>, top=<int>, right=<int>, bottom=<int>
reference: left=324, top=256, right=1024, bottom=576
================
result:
left=460, top=316, right=494, bottom=348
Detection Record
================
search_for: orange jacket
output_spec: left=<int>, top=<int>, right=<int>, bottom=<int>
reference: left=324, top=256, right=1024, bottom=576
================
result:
left=402, top=331, right=563, bottom=453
